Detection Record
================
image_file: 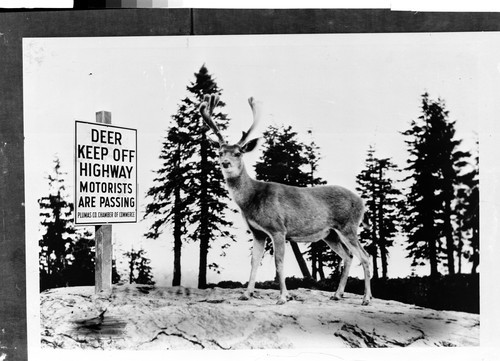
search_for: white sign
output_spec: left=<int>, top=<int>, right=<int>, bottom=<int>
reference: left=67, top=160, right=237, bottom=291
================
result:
left=75, top=121, right=137, bottom=225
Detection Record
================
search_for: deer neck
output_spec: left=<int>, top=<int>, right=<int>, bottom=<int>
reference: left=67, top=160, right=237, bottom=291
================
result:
left=225, top=165, right=256, bottom=209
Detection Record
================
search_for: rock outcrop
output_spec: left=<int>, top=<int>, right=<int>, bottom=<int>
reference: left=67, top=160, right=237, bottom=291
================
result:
left=40, top=284, right=479, bottom=350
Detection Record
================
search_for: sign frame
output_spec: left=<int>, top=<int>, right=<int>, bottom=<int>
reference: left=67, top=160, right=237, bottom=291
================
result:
left=74, top=120, right=138, bottom=226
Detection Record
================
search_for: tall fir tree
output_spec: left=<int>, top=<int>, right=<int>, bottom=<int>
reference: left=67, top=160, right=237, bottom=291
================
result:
left=144, top=109, right=195, bottom=286
left=431, top=99, right=470, bottom=276
left=455, top=139, right=479, bottom=274
left=145, top=65, right=236, bottom=288
left=465, top=176, right=479, bottom=274
left=39, top=157, right=77, bottom=290
left=187, top=65, right=238, bottom=288
left=356, top=145, right=402, bottom=279
left=467, top=142, right=479, bottom=274
left=402, top=93, right=469, bottom=277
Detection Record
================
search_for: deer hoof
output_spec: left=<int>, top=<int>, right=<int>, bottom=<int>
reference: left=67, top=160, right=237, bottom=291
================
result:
left=276, top=298, right=287, bottom=305
left=331, top=293, right=343, bottom=301
left=362, top=298, right=371, bottom=306
left=239, top=292, right=251, bottom=301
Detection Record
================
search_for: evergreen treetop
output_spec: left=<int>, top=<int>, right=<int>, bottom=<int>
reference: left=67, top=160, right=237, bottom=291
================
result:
left=144, top=65, right=236, bottom=288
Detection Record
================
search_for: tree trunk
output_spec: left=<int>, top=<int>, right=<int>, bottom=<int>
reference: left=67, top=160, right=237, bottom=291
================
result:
left=428, top=223, right=439, bottom=278
left=471, top=228, right=479, bottom=274
left=172, top=144, right=182, bottom=286
left=370, top=211, right=379, bottom=280
left=371, top=246, right=379, bottom=280
left=456, top=229, right=463, bottom=274
left=377, top=165, right=387, bottom=279
left=198, top=236, right=209, bottom=288
left=471, top=251, right=478, bottom=274
left=422, top=186, right=440, bottom=278
left=128, top=251, right=136, bottom=284
left=311, top=246, right=318, bottom=281
left=290, top=242, right=311, bottom=279
left=198, top=133, right=209, bottom=289
left=380, top=242, right=388, bottom=279
left=445, top=231, right=455, bottom=275
left=444, top=199, right=455, bottom=275
left=317, top=251, right=325, bottom=280
left=172, top=185, right=182, bottom=286
left=173, top=235, right=182, bottom=286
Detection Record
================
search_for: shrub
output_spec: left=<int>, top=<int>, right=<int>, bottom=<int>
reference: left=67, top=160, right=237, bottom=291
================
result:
left=214, top=273, right=479, bottom=313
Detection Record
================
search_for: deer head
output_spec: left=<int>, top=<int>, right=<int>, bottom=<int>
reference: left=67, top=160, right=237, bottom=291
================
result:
left=199, top=94, right=261, bottom=179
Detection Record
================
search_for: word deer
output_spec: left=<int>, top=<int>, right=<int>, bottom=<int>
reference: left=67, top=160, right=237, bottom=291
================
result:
left=199, top=94, right=372, bottom=305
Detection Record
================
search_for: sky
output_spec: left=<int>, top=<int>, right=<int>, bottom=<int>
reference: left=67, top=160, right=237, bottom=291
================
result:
left=23, top=33, right=500, bottom=292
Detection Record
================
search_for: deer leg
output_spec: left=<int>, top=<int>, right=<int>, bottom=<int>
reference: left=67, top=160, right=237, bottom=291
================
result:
left=323, top=231, right=353, bottom=300
left=272, top=233, right=288, bottom=305
left=240, top=234, right=266, bottom=301
left=336, top=229, right=372, bottom=305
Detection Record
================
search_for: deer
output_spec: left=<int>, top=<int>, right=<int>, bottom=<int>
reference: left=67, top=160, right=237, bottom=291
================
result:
left=199, top=94, right=372, bottom=305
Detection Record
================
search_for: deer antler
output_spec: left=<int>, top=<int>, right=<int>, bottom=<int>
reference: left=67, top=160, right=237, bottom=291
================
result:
left=199, top=94, right=225, bottom=144
left=238, top=97, right=261, bottom=146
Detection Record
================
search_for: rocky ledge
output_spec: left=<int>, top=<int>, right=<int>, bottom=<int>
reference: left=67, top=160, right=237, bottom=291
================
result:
left=40, top=284, right=479, bottom=350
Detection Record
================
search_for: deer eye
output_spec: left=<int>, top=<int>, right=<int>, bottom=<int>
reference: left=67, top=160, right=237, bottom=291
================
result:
left=233, top=151, right=242, bottom=157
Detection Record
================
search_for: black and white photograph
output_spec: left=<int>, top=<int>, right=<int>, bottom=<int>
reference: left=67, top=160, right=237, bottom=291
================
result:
left=23, top=32, right=488, bottom=351
left=2, top=5, right=500, bottom=361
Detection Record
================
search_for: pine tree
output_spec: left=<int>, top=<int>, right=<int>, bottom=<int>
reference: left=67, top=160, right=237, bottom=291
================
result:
left=402, top=93, right=469, bottom=277
left=38, top=157, right=77, bottom=290
left=66, top=228, right=95, bottom=286
left=125, top=248, right=155, bottom=285
left=186, top=65, right=238, bottom=288
left=432, top=101, right=469, bottom=276
left=356, top=146, right=379, bottom=278
left=455, top=139, right=479, bottom=274
left=254, top=125, right=314, bottom=279
left=145, top=65, right=236, bottom=288
left=255, top=125, right=311, bottom=187
left=356, top=145, right=401, bottom=279
left=144, top=110, right=194, bottom=286
left=112, top=259, right=122, bottom=284
left=465, top=179, right=479, bottom=274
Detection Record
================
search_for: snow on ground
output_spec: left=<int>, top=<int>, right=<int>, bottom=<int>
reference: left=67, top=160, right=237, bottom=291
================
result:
left=40, top=284, right=479, bottom=350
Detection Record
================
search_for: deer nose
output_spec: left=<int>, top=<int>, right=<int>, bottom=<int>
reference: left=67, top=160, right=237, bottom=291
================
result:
left=221, top=161, right=231, bottom=169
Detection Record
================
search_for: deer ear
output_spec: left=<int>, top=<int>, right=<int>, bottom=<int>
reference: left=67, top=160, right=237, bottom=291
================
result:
left=241, top=138, right=260, bottom=153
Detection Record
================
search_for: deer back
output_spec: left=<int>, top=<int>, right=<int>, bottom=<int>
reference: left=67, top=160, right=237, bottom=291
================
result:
left=236, top=180, right=364, bottom=237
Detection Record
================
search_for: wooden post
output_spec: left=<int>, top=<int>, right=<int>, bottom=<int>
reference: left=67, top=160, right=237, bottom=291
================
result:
left=95, top=110, right=112, bottom=294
